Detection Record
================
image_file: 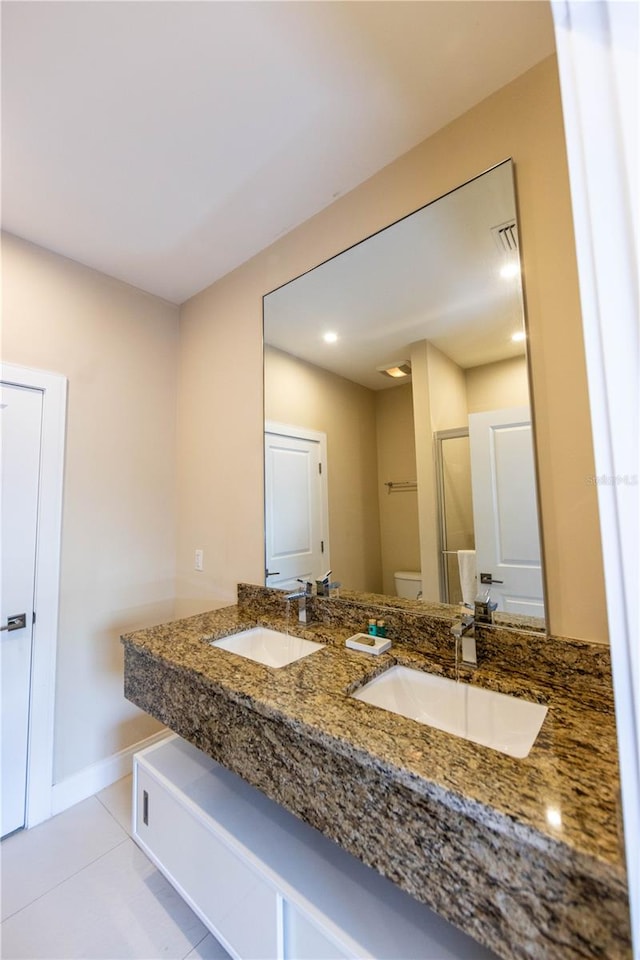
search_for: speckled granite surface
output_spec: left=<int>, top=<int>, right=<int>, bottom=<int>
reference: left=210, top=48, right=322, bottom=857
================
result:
left=122, top=585, right=630, bottom=960
left=326, top=587, right=547, bottom=633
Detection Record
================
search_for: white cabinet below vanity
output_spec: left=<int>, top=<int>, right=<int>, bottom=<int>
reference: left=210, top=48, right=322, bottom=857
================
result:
left=133, top=735, right=496, bottom=960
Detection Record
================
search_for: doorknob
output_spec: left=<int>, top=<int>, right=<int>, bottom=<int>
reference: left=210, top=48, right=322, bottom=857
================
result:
left=1, top=613, right=27, bottom=632
left=265, top=570, right=281, bottom=578
left=480, top=573, right=504, bottom=585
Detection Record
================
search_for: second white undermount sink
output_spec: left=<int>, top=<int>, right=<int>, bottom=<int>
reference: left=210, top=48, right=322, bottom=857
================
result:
left=352, top=665, right=547, bottom=758
left=211, top=626, right=324, bottom=668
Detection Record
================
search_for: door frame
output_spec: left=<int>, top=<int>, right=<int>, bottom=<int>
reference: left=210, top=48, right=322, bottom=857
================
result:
left=1, top=362, right=67, bottom=828
left=264, top=421, right=330, bottom=582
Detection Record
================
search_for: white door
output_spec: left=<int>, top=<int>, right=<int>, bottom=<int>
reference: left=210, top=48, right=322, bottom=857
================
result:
left=1, top=383, right=43, bottom=836
left=469, top=406, right=544, bottom=618
left=265, top=428, right=327, bottom=590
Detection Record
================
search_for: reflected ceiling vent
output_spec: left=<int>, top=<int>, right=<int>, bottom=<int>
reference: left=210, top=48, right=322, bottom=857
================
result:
left=377, top=360, right=411, bottom=379
left=491, top=220, right=519, bottom=253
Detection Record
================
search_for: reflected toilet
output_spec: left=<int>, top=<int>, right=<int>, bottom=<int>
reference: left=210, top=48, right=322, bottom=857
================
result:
left=394, top=570, right=422, bottom=600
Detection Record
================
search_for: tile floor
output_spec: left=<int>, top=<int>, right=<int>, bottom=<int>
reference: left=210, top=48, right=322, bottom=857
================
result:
left=0, top=776, right=230, bottom=960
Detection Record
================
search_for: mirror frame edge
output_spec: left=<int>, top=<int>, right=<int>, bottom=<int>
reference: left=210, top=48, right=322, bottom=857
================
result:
left=260, top=157, right=550, bottom=637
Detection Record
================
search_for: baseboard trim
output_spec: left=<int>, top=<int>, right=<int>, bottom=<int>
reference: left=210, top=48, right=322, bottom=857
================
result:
left=51, top=729, right=171, bottom=816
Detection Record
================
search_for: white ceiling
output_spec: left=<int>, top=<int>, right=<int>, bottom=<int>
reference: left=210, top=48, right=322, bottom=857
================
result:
left=264, top=160, right=526, bottom=388
left=1, top=2, right=555, bottom=305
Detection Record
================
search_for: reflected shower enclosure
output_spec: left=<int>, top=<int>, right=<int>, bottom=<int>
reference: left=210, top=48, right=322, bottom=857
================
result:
left=435, top=429, right=474, bottom=605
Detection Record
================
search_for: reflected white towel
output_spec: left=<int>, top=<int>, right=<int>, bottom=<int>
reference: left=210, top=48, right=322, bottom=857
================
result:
left=457, top=550, right=477, bottom=607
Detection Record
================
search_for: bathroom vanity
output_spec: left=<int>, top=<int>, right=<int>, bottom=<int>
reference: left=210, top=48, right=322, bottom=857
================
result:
left=122, top=585, right=631, bottom=960
left=133, top=734, right=496, bottom=959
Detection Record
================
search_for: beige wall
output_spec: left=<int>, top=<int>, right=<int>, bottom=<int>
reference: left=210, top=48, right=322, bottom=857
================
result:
left=264, top=346, right=382, bottom=592
left=264, top=345, right=420, bottom=596
left=0, top=52, right=607, bottom=792
left=1, top=233, right=178, bottom=782
left=427, top=345, right=469, bottom=432
left=375, top=384, right=420, bottom=596
left=177, top=54, right=605, bottom=642
left=466, top=355, right=529, bottom=414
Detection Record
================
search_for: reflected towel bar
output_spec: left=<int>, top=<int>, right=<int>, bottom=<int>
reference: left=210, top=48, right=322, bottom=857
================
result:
left=385, top=480, right=417, bottom=492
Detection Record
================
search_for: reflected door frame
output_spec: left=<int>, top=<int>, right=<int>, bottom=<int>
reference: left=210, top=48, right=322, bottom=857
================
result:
left=264, top=421, right=330, bottom=588
left=468, top=406, right=544, bottom=618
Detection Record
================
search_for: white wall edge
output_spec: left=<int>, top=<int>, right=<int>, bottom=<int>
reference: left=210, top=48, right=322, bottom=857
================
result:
left=551, top=2, right=639, bottom=956
left=51, top=729, right=172, bottom=816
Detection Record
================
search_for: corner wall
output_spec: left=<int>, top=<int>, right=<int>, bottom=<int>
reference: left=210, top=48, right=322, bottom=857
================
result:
left=264, top=346, right=382, bottom=592
left=1, top=233, right=179, bottom=783
left=177, top=55, right=606, bottom=643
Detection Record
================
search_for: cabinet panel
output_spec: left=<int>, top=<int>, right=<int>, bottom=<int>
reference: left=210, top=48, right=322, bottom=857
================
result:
left=135, top=767, right=279, bottom=960
left=283, top=902, right=350, bottom=960
left=133, top=736, right=498, bottom=960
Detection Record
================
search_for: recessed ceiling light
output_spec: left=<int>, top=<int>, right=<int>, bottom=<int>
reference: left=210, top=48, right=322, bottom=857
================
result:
left=511, top=331, right=526, bottom=343
left=500, top=262, right=520, bottom=279
left=377, top=361, right=411, bottom=379
left=323, top=331, right=338, bottom=344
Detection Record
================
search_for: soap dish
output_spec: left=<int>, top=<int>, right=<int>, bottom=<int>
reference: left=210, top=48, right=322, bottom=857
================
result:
left=345, top=633, right=391, bottom=655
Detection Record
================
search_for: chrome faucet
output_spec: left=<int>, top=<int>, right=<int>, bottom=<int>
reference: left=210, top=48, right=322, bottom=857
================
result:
left=450, top=593, right=498, bottom=668
left=474, top=593, right=498, bottom=625
left=285, top=580, right=312, bottom=623
left=451, top=613, right=475, bottom=639
left=451, top=613, right=477, bottom=667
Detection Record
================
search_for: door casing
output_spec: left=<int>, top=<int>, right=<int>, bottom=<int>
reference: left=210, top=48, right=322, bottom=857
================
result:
left=264, top=421, right=330, bottom=589
left=1, top=362, right=66, bottom=828
left=468, top=405, right=545, bottom=618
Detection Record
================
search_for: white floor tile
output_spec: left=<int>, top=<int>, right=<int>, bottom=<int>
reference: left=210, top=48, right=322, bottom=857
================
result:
left=184, top=933, right=231, bottom=959
left=1, top=796, right=127, bottom=921
left=96, top=774, right=134, bottom=835
left=1, top=838, right=208, bottom=959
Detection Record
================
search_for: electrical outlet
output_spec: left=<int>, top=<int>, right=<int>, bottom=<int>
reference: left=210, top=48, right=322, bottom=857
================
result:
left=195, top=549, right=204, bottom=571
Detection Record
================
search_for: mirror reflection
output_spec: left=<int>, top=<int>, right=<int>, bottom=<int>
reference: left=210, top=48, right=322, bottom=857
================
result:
left=263, top=160, right=545, bottom=627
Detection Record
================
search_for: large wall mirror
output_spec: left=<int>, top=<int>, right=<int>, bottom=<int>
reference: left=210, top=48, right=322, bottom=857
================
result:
left=263, top=159, right=546, bottom=630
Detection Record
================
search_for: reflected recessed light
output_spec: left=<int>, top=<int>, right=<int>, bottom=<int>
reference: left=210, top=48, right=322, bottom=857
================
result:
left=323, top=331, right=338, bottom=344
left=512, top=331, right=526, bottom=343
left=500, top=262, right=520, bottom=279
left=546, top=807, right=562, bottom=829
left=377, top=361, right=411, bottom=379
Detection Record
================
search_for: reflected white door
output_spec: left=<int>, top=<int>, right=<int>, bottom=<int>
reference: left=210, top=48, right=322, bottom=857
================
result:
left=1, top=383, right=43, bottom=836
left=469, top=406, right=544, bottom=618
left=264, top=428, right=327, bottom=590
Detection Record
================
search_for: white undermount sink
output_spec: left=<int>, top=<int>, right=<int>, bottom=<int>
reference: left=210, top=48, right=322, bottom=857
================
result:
left=352, top=665, right=547, bottom=758
left=211, top=626, right=324, bottom=668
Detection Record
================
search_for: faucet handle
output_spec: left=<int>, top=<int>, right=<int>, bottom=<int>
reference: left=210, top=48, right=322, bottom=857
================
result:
left=451, top=613, right=474, bottom=638
left=474, top=594, right=497, bottom=624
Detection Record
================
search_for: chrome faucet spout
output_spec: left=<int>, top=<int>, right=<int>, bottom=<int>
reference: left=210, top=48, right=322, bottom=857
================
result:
left=451, top=614, right=477, bottom=667
left=451, top=591, right=497, bottom=668
left=285, top=585, right=311, bottom=624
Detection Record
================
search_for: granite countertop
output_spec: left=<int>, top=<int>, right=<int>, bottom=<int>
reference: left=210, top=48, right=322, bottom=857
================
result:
left=122, top=589, right=630, bottom=959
